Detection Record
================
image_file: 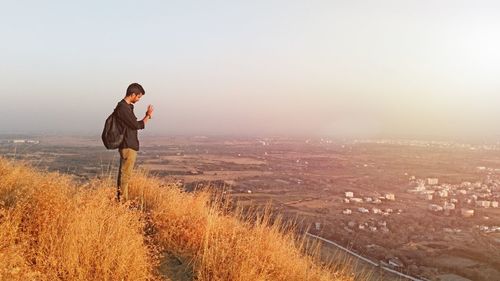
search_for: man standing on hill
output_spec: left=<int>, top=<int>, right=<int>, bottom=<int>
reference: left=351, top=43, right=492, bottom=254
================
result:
left=115, top=83, right=154, bottom=202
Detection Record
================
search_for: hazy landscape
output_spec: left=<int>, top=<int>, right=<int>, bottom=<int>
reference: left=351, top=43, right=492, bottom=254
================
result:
left=2, top=134, right=499, bottom=280
left=3, top=1, right=500, bottom=280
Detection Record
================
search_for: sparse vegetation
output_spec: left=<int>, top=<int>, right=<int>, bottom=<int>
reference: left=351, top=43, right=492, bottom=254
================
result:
left=0, top=157, right=357, bottom=281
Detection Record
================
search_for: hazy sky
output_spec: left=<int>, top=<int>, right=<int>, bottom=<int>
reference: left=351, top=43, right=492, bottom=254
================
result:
left=1, top=0, right=500, bottom=138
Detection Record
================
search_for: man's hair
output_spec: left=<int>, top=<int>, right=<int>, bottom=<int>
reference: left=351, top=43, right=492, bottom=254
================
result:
left=126, top=83, right=145, bottom=97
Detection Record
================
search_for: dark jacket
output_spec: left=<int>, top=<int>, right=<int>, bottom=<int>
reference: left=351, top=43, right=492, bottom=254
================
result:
left=115, top=99, right=145, bottom=151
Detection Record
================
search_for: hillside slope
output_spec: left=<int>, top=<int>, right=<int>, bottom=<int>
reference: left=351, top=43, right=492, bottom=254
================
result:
left=0, top=157, right=358, bottom=281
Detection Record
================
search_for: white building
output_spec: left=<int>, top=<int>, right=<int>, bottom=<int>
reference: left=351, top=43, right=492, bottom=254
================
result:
left=421, top=194, right=433, bottom=200
left=358, top=207, right=369, bottom=213
left=476, top=200, right=491, bottom=208
left=492, top=201, right=499, bottom=208
left=342, top=209, right=352, bottom=215
left=428, top=204, right=443, bottom=211
left=350, top=198, right=363, bottom=203
left=437, top=190, right=448, bottom=198
left=315, top=222, right=321, bottom=230
left=461, top=209, right=474, bottom=218
left=385, top=193, right=396, bottom=201
left=427, top=178, right=439, bottom=185
left=345, top=191, right=354, bottom=198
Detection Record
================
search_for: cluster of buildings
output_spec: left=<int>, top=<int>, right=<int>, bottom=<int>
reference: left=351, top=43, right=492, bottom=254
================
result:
left=344, top=219, right=390, bottom=233
left=476, top=225, right=500, bottom=233
left=408, top=177, right=500, bottom=217
left=476, top=166, right=500, bottom=173
left=354, top=139, right=500, bottom=151
left=341, top=191, right=399, bottom=216
left=343, top=191, right=395, bottom=203
left=2, top=139, right=40, bottom=144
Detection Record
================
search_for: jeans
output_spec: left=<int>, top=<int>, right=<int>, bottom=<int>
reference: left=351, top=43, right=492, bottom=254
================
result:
left=117, top=148, right=137, bottom=202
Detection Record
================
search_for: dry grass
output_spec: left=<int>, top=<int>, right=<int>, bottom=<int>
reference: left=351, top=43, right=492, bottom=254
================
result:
left=127, top=172, right=357, bottom=281
left=0, top=159, right=155, bottom=281
left=0, top=157, right=360, bottom=281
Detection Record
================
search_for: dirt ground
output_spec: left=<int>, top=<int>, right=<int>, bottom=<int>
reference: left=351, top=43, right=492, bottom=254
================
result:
left=158, top=252, right=194, bottom=281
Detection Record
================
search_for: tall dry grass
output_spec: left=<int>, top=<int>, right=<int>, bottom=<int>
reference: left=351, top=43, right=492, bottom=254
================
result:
left=0, top=157, right=359, bottom=281
left=126, top=172, right=357, bottom=281
left=0, top=159, right=155, bottom=281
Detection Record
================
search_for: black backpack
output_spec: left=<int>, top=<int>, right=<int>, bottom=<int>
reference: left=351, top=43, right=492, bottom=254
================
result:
left=102, top=109, right=125, bottom=149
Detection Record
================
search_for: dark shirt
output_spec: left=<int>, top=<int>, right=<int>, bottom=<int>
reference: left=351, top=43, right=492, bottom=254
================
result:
left=114, top=99, right=145, bottom=151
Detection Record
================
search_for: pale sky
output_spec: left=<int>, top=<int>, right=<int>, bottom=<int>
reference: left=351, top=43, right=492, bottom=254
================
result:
left=1, top=0, right=500, bottom=139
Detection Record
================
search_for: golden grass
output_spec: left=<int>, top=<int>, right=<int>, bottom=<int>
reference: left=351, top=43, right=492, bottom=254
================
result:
left=0, top=157, right=359, bottom=281
left=0, top=159, right=155, bottom=281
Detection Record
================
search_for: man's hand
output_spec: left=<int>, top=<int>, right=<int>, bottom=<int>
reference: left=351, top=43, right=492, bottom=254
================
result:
left=142, top=104, right=154, bottom=124
left=146, top=104, right=154, bottom=118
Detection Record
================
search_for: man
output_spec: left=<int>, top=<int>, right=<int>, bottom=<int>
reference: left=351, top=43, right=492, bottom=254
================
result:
left=115, top=83, right=154, bottom=203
